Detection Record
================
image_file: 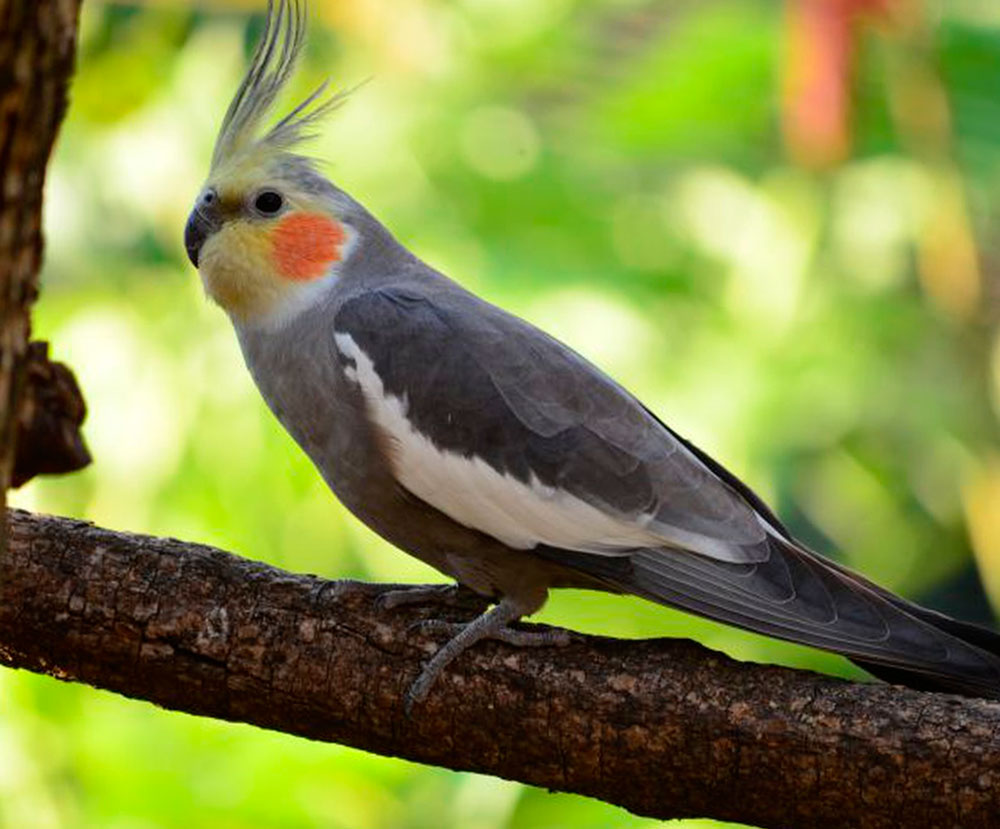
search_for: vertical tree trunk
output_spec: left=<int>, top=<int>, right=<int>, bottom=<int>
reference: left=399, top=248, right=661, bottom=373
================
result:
left=0, top=0, right=85, bottom=551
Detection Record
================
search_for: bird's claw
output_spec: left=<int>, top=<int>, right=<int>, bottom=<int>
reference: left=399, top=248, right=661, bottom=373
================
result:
left=407, top=618, right=461, bottom=637
left=410, top=618, right=571, bottom=647
left=493, top=626, right=572, bottom=648
left=374, top=583, right=488, bottom=613
left=402, top=619, right=573, bottom=715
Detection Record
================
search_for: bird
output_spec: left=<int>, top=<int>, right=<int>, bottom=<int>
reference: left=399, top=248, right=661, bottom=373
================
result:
left=185, top=0, right=1000, bottom=708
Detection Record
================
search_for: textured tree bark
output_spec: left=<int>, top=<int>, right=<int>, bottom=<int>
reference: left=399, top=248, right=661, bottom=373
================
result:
left=5, top=508, right=1000, bottom=829
left=0, top=0, right=87, bottom=532
left=11, top=340, right=90, bottom=486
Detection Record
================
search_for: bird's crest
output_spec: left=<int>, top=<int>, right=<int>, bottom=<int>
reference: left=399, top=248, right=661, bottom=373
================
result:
left=211, top=0, right=346, bottom=171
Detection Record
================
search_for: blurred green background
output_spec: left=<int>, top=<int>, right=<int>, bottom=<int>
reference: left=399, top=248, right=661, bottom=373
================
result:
left=9, top=0, right=1000, bottom=826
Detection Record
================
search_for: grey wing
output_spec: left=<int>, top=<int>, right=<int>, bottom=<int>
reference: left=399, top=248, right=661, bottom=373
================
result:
left=334, top=284, right=771, bottom=563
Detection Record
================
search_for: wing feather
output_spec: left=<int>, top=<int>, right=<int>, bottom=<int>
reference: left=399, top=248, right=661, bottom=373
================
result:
left=334, top=286, right=769, bottom=562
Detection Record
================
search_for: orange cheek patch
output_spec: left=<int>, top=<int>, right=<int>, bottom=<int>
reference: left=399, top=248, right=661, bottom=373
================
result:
left=271, top=212, right=346, bottom=281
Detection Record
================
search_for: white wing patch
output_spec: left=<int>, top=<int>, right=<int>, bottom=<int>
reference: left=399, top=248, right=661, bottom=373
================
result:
left=335, top=332, right=746, bottom=559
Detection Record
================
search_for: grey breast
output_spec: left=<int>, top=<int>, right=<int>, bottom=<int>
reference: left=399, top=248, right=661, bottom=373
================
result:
left=233, top=293, right=375, bottom=508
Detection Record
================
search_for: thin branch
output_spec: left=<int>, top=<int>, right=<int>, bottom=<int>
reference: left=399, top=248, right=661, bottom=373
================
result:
left=4, top=508, right=1000, bottom=829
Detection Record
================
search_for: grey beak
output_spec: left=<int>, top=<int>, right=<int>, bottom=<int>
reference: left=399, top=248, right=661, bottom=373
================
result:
left=184, top=191, right=221, bottom=268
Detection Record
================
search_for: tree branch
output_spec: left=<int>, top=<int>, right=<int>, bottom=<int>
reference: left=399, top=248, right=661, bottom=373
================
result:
left=4, top=508, right=1000, bottom=829
left=0, top=0, right=86, bottom=500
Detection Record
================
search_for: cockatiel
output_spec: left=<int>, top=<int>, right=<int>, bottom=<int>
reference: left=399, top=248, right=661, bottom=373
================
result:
left=185, top=0, right=1000, bottom=707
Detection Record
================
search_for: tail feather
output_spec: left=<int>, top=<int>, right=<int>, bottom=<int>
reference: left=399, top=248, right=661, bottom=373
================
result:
left=821, top=553, right=1000, bottom=655
left=537, top=534, right=1000, bottom=699
left=819, top=555, right=1000, bottom=695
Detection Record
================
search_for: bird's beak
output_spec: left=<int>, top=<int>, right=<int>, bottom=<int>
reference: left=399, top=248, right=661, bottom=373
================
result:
left=184, top=203, right=222, bottom=268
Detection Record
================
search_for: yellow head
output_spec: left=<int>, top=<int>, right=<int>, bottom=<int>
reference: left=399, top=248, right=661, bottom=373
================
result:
left=184, top=0, right=352, bottom=327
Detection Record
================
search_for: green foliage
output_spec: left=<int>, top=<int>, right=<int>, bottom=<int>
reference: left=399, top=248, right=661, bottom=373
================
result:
left=9, top=0, right=1000, bottom=826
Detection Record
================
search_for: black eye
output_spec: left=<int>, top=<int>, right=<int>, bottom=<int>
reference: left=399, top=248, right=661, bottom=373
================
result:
left=254, top=191, right=284, bottom=215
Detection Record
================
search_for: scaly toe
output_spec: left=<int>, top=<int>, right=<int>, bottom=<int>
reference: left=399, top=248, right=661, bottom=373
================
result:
left=404, top=666, right=440, bottom=714
left=406, top=618, right=463, bottom=637
left=375, top=584, right=457, bottom=612
left=376, top=584, right=490, bottom=613
left=492, top=627, right=572, bottom=648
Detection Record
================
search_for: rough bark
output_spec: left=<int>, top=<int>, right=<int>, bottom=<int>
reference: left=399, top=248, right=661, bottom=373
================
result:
left=5, top=508, right=1000, bottom=829
left=0, top=0, right=87, bottom=522
left=11, top=340, right=90, bottom=486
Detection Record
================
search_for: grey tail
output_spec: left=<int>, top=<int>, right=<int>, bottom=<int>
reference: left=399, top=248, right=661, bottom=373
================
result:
left=821, top=555, right=1000, bottom=694
left=537, top=534, right=1000, bottom=699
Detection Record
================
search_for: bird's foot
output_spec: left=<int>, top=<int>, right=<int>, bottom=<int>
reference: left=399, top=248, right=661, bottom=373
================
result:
left=404, top=598, right=570, bottom=714
left=413, top=618, right=571, bottom=648
left=375, top=583, right=488, bottom=612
